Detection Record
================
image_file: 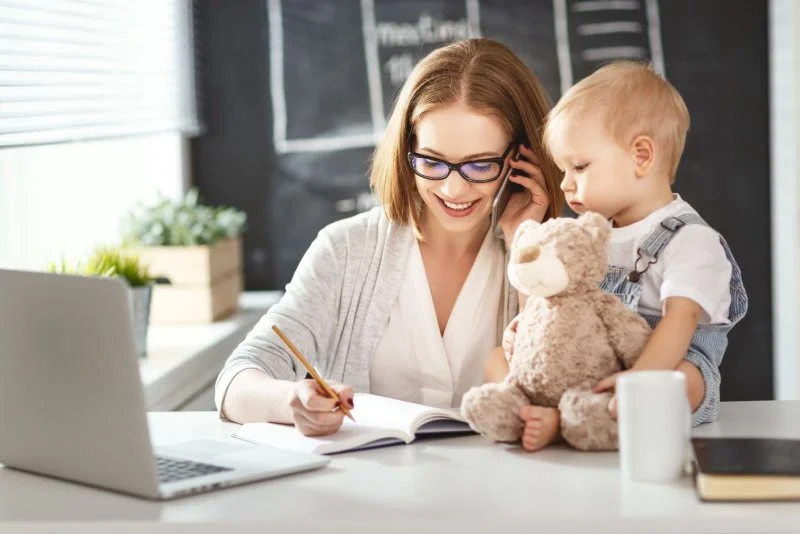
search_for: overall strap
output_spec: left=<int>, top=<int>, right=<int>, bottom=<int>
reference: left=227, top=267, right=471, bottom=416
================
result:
left=628, top=213, right=707, bottom=282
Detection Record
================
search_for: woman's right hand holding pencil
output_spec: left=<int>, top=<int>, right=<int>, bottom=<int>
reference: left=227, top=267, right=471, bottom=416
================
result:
left=289, top=380, right=355, bottom=437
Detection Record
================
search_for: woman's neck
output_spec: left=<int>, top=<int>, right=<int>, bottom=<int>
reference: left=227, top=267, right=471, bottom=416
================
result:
left=418, top=209, right=489, bottom=258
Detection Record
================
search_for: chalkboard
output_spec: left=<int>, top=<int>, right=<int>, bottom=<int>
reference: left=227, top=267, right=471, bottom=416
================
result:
left=191, top=0, right=772, bottom=401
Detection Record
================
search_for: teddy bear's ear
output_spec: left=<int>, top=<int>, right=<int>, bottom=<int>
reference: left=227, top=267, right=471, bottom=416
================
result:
left=577, top=211, right=611, bottom=247
left=511, top=219, right=541, bottom=251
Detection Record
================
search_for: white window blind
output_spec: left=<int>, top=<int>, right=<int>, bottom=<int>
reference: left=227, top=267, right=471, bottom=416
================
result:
left=0, top=0, right=199, bottom=147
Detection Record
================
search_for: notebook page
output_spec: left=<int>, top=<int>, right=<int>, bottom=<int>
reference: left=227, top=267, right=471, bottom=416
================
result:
left=349, top=393, right=464, bottom=435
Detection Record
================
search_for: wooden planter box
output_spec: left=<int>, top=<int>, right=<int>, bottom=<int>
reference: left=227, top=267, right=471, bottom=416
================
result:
left=137, top=236, right=243, bottom=324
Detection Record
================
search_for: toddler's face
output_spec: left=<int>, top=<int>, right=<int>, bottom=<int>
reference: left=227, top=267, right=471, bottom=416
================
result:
left=548, top=113, right=639, bottom=221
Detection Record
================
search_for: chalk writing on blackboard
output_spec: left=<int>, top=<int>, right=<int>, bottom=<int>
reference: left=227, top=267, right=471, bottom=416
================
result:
left=268, top=0, right=663, bottom=155
left=553, top=0, right=664, bottom=94
left=268, top=0, right=480, bottom=154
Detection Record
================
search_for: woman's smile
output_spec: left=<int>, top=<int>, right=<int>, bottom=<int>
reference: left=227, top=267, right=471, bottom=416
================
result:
left=435, top=194, right=481, bottom=218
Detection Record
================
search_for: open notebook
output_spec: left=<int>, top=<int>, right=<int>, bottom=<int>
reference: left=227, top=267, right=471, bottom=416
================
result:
left=232, top=393, right=474, bottom=454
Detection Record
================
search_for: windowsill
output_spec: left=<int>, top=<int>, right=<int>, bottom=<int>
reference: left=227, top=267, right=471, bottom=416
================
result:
left=139, top=291, right=281, bottom=410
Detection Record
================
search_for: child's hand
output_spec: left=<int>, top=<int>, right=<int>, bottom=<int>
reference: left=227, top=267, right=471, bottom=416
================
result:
left=592, top=369, right=631, bottom=421
left=608, top=393, right=618, bottom=420
left=592, top=370, right=631, bottom=393
left=594, top=372, right=630, bottom=420
left=502, top=317, right=519, bottom=362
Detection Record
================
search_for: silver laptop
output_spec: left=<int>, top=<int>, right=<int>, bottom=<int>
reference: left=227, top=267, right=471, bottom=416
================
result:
left=0, top=268, right=329, bottom=500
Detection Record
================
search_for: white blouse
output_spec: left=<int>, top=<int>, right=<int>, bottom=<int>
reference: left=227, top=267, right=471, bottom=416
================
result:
left=370, top=229, right=506, bottom=408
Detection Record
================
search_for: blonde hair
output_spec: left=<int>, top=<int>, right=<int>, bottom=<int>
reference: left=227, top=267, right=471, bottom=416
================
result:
left=543, top=61, right=690, bottom=182
left=369, top=38, right=564, bottom=234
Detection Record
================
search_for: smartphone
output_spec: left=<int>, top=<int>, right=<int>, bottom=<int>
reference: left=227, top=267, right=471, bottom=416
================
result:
left=491, top=147, right=526, bottom=236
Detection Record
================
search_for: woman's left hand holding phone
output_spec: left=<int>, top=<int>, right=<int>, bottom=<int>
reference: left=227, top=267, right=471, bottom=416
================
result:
left=497, top=143, right=550, bottom=248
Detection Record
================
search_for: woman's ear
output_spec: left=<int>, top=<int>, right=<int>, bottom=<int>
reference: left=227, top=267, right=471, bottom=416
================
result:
left=631, top=135, right=655, bottom=177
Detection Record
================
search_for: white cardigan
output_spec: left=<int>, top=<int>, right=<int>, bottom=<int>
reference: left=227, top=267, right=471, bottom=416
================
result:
left=214, top=207, right=518, bottom=414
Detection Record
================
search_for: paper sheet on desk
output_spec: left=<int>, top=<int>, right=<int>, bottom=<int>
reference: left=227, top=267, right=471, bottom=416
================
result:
left=232, top=419, right=409, bottom=455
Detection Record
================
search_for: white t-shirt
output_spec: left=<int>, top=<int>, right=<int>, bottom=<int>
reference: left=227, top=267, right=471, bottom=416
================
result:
left=608, top=194, right=732, bottom=325
left=369, top=229, right=506, bottom=409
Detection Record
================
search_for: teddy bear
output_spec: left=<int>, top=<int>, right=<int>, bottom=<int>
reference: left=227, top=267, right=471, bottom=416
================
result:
left=460, top=212, right=652, bottom=451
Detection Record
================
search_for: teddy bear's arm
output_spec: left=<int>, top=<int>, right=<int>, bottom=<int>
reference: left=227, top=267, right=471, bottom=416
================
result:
left=593, top=292, right=652, bottom=369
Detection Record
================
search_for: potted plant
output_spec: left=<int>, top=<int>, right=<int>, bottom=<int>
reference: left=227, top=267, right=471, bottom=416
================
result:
left=121, top=188, right=247, bottom=324
left=49, top=247, right=155, bottom=357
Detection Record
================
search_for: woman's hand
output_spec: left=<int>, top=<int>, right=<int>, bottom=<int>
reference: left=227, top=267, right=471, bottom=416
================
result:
left=288, top=380, right=354, bottom=436
left=497, top=143, right=550, bottom=248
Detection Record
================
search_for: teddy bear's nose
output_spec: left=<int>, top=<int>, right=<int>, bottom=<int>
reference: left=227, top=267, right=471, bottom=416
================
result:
left=513, top=246, right=540, bottom=264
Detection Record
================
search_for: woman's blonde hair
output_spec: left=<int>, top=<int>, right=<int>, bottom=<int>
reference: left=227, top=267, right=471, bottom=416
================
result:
left=370, top=38, right=564, bottom=234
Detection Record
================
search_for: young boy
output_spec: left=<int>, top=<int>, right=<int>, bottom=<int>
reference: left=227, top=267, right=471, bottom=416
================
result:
left=488, top=60, right=748, bottom=452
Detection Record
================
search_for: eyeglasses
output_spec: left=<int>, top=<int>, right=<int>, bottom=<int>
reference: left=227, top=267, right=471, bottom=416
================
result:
left=407, top=142, right=515, bottom=183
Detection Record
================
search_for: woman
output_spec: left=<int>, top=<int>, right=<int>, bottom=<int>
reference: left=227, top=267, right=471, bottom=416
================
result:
left=215, top=38, right=564, bottom=437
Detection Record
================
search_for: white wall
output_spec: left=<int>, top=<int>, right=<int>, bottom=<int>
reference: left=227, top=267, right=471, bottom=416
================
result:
left=0, top=167, right=9, bottom=264
left=0, top=133, right=188, bottom=271
left=769, top=0, right=800, bottom=400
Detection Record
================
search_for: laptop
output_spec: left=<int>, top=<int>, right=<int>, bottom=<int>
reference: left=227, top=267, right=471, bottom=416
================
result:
left=0, top=268, right=329, bottom=500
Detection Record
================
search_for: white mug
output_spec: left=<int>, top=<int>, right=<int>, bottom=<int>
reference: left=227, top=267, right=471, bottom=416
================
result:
left=617, top=370, right=690, bottom=482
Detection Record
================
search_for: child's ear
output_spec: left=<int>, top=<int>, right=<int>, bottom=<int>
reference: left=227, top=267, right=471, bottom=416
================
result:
left=631, top=135, right=655, bottom=177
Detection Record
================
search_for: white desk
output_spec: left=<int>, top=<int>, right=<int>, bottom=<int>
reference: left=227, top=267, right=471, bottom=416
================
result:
left=140, top=291, right=279, bottom=411
left=1, top=401, right=799, bottom=533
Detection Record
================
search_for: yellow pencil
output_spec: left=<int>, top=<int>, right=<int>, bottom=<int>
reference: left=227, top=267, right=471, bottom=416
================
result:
left=271, top=324, right=355, bottom=422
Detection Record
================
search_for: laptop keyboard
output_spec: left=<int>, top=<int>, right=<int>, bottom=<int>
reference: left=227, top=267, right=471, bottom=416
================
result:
left=155, top=455, right=233, bottom=484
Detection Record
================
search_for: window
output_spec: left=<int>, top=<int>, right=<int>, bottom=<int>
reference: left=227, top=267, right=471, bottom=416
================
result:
left=0, top=0, right=199, bottom=147
left=0, top=0, right=197, bottom=269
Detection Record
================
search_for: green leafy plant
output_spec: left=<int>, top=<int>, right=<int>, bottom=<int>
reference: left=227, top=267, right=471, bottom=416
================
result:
left=48, top=247, right=154, bottom=287
left=121, top=188, right=247, bottom=247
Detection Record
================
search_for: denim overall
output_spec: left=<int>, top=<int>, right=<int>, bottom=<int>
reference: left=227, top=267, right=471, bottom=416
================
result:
left=600, top=214, right=749, bottom=426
